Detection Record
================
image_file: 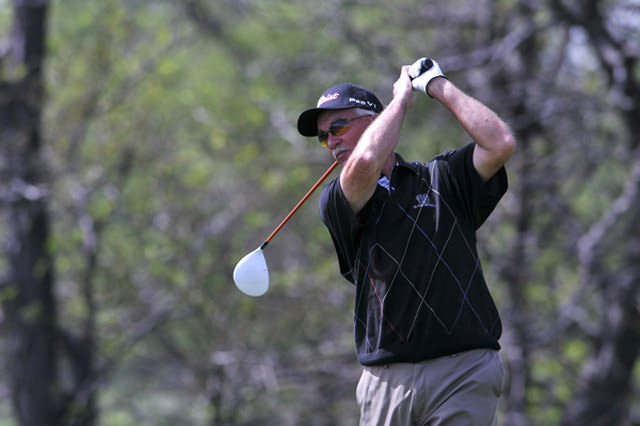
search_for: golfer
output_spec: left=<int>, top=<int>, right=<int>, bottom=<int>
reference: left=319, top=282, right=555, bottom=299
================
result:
left=296, top=58, right=515, bottom=425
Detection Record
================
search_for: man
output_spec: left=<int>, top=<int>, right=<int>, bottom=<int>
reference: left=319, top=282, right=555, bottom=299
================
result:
left=296, top=58, right=515, bottom=425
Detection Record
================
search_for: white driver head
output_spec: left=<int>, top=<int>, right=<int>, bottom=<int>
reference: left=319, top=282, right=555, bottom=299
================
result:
left=233, top=248, right=269, bottom=297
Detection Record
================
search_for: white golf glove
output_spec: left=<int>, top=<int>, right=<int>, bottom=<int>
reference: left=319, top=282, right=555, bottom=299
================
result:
left=408, top=57, right=446, bottom=97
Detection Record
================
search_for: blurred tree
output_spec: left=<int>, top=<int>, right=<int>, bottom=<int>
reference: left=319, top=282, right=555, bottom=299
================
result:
left=0, top=0, right=95, bottom=425
left=0, top=0, right=638, bottom=425
left=549, top=2, right=640, bottom=424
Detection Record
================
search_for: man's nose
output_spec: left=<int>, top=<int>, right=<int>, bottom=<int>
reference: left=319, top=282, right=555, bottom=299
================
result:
left=326, top=134, right=340, bottom=148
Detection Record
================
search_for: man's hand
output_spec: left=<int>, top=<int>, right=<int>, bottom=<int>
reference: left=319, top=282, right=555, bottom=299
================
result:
left=393, top=65, right=416, bottom=111
left=408, top=57, right=447, bottom=97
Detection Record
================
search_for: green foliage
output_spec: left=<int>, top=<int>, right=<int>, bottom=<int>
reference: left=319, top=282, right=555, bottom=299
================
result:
left=1, top=0, right=638, bottom=424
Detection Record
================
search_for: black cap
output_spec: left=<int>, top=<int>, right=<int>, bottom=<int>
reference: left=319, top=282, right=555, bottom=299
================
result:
left=297, top=83, right=384, bottom=137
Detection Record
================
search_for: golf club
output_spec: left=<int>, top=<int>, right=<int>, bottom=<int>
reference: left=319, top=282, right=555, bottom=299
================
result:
left=233, top=160, right=339, bottom=296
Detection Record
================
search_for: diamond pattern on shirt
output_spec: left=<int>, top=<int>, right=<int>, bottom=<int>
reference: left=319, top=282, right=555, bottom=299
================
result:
left=354, top=172, right=489, bottom=348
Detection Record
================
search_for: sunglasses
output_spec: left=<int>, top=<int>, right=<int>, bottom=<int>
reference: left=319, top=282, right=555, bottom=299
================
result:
left=317, top=115, right=371, bottom=147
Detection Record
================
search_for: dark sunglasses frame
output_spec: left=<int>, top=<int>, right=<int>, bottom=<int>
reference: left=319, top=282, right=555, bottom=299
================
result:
left=317, top=115, right=372, bottom=147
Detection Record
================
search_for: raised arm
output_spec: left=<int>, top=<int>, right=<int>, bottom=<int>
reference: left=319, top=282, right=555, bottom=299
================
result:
left=339, top=67, right=415, bottom=213
left=427, top=77, right=516, bottom=181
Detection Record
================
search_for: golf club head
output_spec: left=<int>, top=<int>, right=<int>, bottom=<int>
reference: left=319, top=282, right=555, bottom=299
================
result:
left=233, top=248, right=269, bottom=297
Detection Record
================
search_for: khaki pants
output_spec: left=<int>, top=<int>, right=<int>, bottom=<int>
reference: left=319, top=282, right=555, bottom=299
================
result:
left=356, top=349, right=504, bottom=426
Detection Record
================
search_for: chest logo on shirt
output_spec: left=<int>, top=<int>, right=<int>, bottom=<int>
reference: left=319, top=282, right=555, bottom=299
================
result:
left=413, top=193, right=435, bottom=209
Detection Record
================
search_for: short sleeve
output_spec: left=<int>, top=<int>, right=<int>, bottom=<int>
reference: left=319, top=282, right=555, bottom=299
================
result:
left=439, top=142, right=508, bottom=229
left=319, top=178, right=364, bottom=283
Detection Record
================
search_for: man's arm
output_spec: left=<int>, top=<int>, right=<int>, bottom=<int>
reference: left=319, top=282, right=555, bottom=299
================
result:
left=340, top=67, right=415, bottom=213
left=427, top=77, right=516, bottom=181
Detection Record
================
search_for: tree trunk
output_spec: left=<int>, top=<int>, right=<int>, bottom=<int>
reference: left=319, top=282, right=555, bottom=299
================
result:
left=1, top=1, right=56, bottom=424
left=562, top=157, right=640, bottom=425
left=0, top=1, right=71, bottom=425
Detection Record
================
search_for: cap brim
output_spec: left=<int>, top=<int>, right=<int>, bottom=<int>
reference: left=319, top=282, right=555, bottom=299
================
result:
left=297, top=105, right=358, bottom=137
left=297, top=108, right=324, bottom=137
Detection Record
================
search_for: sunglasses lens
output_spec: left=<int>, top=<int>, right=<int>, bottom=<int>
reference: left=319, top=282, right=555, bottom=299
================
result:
left=317, top=118, right=357, bottom=147
left=330, top=123, right=349, bottom=137
left=318, top=132, right=328, bottom=146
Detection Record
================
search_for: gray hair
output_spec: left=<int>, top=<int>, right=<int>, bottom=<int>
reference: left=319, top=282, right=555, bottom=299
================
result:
left=353, top=108, right=379, bottom=117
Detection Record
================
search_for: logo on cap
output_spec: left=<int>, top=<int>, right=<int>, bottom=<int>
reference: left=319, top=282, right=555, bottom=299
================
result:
left=317, top=92, right=340, bottom=107
left=350, top=97, right=377, bottom=109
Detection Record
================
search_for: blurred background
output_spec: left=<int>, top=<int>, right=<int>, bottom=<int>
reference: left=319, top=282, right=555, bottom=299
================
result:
left=0, top=0, right=639, bottom=425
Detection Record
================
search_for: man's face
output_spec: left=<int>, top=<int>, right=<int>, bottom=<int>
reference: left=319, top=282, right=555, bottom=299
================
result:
left=317, top=109, right=374, bottom=163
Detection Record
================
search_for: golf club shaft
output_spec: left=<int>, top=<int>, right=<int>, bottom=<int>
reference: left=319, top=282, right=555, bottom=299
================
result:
left=260, top=161, right=339, bottom=250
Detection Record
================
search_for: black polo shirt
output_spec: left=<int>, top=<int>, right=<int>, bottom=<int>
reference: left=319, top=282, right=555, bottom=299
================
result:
left=319, top=142, right=508, bottom=366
